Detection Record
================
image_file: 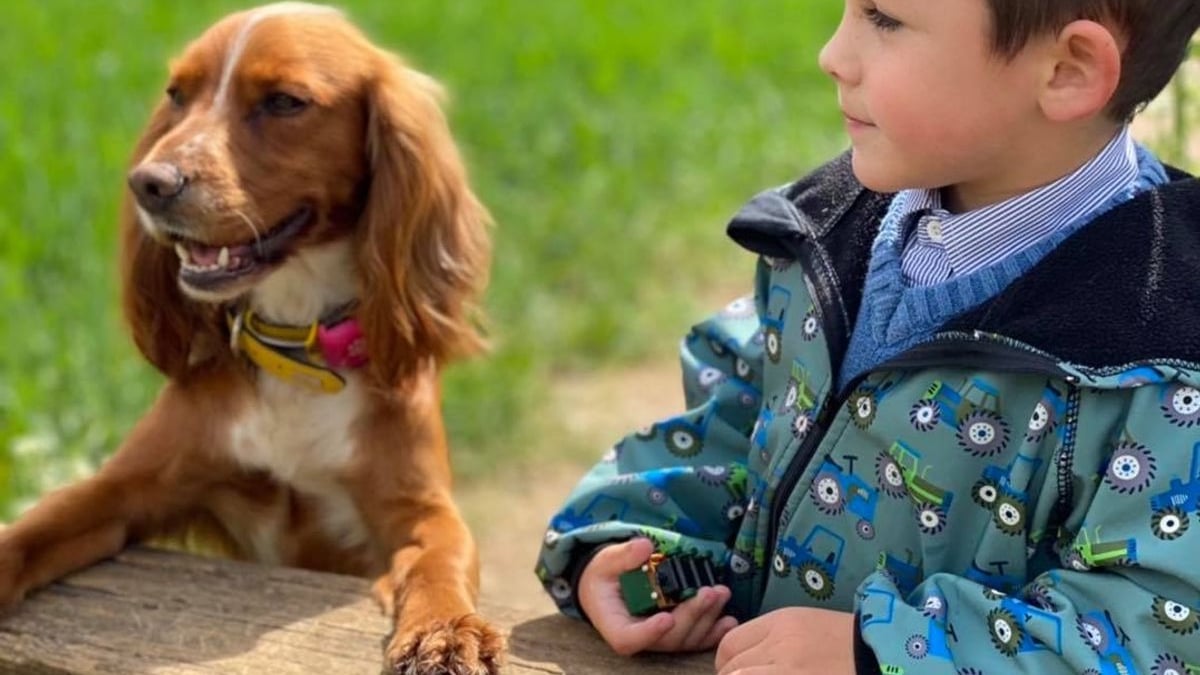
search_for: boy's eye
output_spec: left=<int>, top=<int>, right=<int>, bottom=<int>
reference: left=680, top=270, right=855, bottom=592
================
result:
left=865, top=7, right=902, bottom=31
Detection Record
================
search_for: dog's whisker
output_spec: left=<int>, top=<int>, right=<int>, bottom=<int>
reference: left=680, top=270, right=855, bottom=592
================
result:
left=234, top=209, right=266, bottom=256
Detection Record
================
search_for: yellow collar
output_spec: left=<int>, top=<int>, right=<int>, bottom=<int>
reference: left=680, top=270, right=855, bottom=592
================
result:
left=227, top=308, right=350, bottom=394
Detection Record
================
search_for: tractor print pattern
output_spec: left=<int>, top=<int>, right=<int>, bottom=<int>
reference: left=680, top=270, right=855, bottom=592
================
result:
left=537, top=235, right=1200, bottom=672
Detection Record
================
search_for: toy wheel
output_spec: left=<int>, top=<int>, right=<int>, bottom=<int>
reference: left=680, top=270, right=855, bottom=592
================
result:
left=1152, top=653, right=1190, bottom=675
left=729, top=551, right=754, bottom=578
left=549, top=577, right=573, bottom=602
left=765, top=327, right=783, bottom=363
left=855, top=519, right=876, bottom=540
left=664, top=422, right=703, bottom=457
left=1153, top=597, right=1200, bottom=635
left=724, top=500, right=746, bottom=522
left=988, top=607, right=1023, bottom=656
left=697, top=366, right=725, bottom=390
left=909, top=399, right=940, bottom=432
left=1064, top=549, right=1089, bottom=571
left=848, top=389, right=876, bottom=429
left=698, top=464, right=729, bottom=486
left=957, top=409, right=1010, bottom=457
left=1162, top=384, right=1200, bottom=427
left=993, top=495, right=1025, bottom=535
left=916, top=502, right=947, bottom=535
left=972, top=478, right=1000, bottom=507
left=772, top=553, right=791, bottom=578
left=876, top=453, right=907, bottom=498
left=1152, top=507, right=1190, bottom=540
left=801, top=310, right=820, bottom=341
left=921, top=595, right=946, bottom=621
left=797, top=561, right=834, bottom=600
left=1025, top=399, right=1057, bottom=442
left=1077, top=615, right=1109, bottom=653
left=1105, top=442, right=1156, bottom=494
left=735, top=357, right=753, bottom=381
left=810, top=470, right=845, bottom=515
left=904, top=634, right=929, bottom=659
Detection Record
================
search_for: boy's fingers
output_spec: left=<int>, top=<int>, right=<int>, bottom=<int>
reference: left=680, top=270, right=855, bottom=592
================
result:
left=647, top=586, right=721, bottom=652
left=697, top=615, right=740, bottom=652
left=591, top=537, right=654, bottom=577
left=680, top=586, right=733, bottom=649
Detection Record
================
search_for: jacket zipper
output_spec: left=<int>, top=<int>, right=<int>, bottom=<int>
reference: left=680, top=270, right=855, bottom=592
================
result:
left=759, top=330, right=1079, bottom=600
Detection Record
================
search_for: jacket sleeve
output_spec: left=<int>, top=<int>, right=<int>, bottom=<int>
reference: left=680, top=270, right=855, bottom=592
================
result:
left=854, top=376, right=1200, bottom=674
left=534, top=260, right=769, bottom=619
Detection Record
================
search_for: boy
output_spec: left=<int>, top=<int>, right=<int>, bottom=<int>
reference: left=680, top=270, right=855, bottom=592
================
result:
left=536, top=1, right=1200, bottom=673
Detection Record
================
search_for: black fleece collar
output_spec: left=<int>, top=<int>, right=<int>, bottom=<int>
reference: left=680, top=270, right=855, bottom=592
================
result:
left=727, top=154, right=1200, bottom=370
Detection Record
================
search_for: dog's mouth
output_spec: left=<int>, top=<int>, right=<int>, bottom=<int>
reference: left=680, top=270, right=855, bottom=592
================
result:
left=171, top=206, right=314, bottom=290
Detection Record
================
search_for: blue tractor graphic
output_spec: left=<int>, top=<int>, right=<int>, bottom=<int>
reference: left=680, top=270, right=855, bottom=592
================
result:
left=761, top=285, right=792, bottom=363
left=877, top=550, right=922, bottom=595
left=972, top=451, right=1043, bottom=535
left=965, top=560, right=1022, bottom=595
left=772, top=525, right=845, bottom=600
left=809, top=456, right=881, bottom=539
left=658, top=410, right=713, bottom=458
left=903, top=590, right=957, bottom=662
left=911, top=378, right=1010, bottom=457
left=1149, top=441, right=1200, bottom=540
left=1077, top=610, right=1135, bottom=675
left=987, top=595, right=1064, bottom=657
left=640, top=465, right=694, bottom=507
left=544, top=494, right=630, bottom=548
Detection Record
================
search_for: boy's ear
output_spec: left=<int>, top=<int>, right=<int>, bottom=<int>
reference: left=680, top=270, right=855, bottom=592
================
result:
left=1039, top=20, right=1122, bottom=122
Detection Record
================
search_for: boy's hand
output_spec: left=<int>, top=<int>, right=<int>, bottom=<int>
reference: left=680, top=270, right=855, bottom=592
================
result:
left=578, top=537, right=738, bottom=656
left=714, top=607, right=854, bottom=675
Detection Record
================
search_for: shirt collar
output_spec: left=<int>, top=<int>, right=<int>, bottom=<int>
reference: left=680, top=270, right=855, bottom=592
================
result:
left=893, top=126, right=1139, bottom=277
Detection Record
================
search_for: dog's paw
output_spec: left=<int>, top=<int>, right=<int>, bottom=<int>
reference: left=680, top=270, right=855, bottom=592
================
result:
left=383, top=613, right=505, bottom=675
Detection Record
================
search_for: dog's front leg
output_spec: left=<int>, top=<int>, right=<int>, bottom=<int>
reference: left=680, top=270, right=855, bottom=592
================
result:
left=349, top=398, right=504, bottom=675
left=0, top=382, right=233, bottom=607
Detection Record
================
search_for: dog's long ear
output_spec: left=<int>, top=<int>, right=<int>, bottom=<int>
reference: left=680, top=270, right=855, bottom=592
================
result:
left=120, top=103, right=219, bottom=380
left=358, top=53, right=491, bottom=389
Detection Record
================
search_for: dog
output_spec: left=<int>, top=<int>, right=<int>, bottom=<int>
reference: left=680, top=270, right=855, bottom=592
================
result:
left=0, top=3, right=503, bottom=672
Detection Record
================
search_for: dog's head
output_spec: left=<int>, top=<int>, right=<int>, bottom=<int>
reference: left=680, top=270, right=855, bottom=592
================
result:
left=122, top=2, right=489, bottom=387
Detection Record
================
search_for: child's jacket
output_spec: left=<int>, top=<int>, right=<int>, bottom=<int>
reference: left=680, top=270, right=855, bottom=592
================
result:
left=536, top=153, right=1200, bottom=673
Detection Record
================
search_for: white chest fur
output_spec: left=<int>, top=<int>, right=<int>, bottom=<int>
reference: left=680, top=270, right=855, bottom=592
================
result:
left=226, top=239, right=369, bottom=559
left=228, top=373, right=370, bottom=558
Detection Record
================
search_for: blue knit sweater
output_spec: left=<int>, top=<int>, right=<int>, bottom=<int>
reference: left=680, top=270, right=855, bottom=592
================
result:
left=837, top=144, right=1168, bottom=391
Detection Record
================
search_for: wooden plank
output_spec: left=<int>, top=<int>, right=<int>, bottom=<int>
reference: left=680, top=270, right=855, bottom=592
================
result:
left=0, top=548, right=711, bottom=674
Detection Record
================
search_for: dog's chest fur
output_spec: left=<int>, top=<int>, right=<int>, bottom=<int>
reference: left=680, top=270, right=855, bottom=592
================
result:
left=223, top=241, right=370, bottom=562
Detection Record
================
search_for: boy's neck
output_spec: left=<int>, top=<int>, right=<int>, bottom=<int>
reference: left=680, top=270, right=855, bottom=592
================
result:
left=941, top=120, right=1126, bottom=213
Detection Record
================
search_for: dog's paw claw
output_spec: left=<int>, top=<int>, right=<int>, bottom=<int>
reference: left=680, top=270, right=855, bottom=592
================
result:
left=384, top=613, right=505, bottom=675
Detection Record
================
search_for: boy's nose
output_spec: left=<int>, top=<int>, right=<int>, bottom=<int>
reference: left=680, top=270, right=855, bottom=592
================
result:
left=819, top=19, right=856, bottom=84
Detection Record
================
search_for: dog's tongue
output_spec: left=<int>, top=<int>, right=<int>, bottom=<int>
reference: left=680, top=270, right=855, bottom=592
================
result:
left=189, top=243, right=222, bottom=266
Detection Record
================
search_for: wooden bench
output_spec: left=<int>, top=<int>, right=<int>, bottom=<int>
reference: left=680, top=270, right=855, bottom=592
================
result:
left=0, top=548, right=712, bottom=674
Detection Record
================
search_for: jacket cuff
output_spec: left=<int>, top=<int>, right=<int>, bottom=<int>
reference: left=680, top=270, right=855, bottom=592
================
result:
left=568, top=543, right=617, bottom=626
left=853, top=613, right=882, bottom=675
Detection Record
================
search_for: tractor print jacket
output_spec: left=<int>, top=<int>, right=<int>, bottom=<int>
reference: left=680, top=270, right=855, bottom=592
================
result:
left=535, top=153, right=1200, bottom=674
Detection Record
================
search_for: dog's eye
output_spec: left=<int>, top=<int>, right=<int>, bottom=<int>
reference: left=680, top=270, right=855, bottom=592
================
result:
left=166, top=85, right=185, bottom=108
left=262, top=92, right=309, bottom=117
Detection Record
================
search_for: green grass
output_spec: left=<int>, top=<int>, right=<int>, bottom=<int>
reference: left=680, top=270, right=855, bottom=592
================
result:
left=0, top=1, right=845, bottom=517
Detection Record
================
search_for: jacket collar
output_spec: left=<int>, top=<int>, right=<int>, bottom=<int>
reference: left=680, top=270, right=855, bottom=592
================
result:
left=726, top=154, right=1200, bottom=370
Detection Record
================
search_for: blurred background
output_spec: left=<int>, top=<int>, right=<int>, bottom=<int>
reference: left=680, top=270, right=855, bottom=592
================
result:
left=0, top=1, right=1194, bottom=522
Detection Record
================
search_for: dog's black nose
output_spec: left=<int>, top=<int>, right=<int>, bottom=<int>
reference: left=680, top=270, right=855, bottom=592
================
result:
left=128, top=162, right=186, bottom=212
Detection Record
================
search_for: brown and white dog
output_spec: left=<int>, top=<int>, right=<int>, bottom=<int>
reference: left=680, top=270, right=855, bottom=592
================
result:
left=0, top=3, right=503, bottom=672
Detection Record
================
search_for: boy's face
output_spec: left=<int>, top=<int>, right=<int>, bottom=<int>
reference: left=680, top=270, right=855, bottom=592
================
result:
left=820, top=0, right=1050, bottom=207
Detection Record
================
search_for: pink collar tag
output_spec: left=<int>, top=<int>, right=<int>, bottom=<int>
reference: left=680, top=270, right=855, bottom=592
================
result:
left=317, top=319, right=369, bottom=369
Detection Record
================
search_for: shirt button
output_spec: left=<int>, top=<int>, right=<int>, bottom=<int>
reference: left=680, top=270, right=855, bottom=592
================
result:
left=925, top=218, right=944, bottom=243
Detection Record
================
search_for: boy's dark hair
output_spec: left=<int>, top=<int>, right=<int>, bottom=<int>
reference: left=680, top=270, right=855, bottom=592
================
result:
left=987, top=0, right=1200, bottom=120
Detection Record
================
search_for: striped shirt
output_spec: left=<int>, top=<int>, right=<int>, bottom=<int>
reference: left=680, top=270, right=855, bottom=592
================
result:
left=899, top=126, right=1139, bottom=285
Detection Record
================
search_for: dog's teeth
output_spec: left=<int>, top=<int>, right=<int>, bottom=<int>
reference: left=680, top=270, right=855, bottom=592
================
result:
left=218, top=246, right=230, bottom=268
left=175, top=243, right=189, bottom=262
